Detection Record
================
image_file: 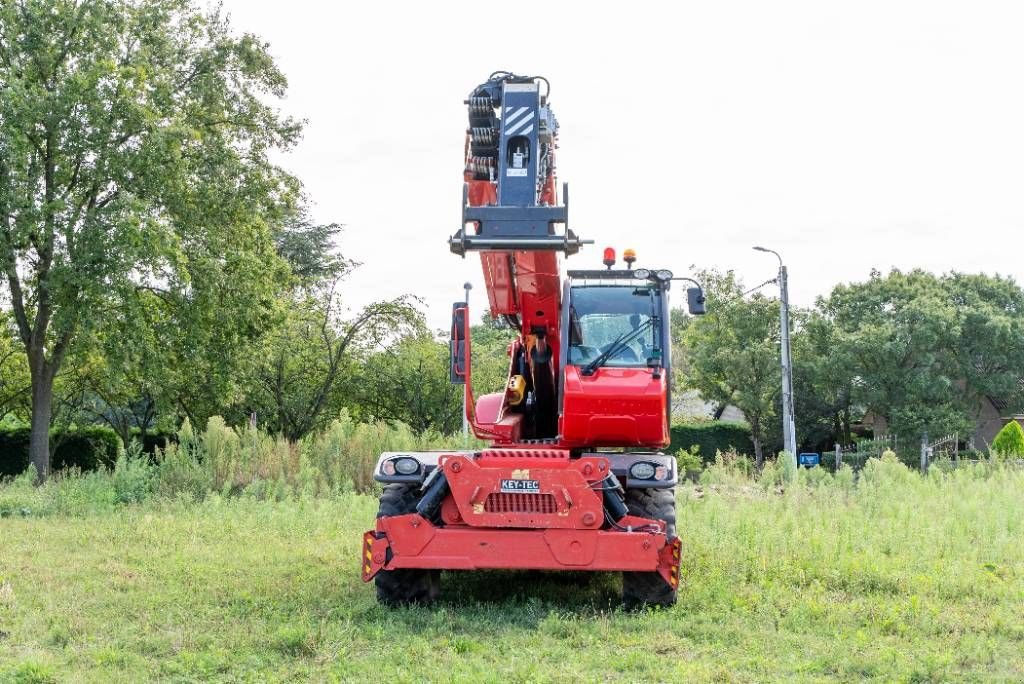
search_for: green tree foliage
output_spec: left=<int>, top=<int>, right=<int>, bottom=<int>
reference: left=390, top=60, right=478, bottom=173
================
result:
left=237, top=215, right=421, bottom=441
left=818, top=270, right=1024, bottom=441
left=354, top=327, right=463, bottom=435
left=243, top=287, right=419, bottom=441
left=468, top=313, right=517, bottom=400
left=991, top=420, right=1024, bottom=457
left=0, top=313, right=30, bottom=417
left=821, top=270, right=966, bottom=439
left=946, top=272, right=1024, bottom=419
left=790, top=310, right=859, bottom=450
left=350, top=312, right=516, bottom=436
left=683, top=270, right=780, bottom=467
left=273, top=213, right=353, bottom=284
left=668, top=307, right=692, bottom=403
left=0, top=0, right=299, bottom=477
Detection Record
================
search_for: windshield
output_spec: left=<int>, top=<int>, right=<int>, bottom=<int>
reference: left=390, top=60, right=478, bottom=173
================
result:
left=568, top=285, right=662, bottom=369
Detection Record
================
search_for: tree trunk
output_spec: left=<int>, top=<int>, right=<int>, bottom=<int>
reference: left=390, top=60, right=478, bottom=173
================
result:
left=29, top=369, right=55, bottom=482
left=751, top=421, right=764, bottom=470
left=115, top=422, right=132, bottom=451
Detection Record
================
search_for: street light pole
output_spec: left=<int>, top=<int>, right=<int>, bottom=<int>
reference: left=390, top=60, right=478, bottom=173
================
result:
left=754, top=246, right=797, bottom=456
left=462, top=281, right=472, bottom=446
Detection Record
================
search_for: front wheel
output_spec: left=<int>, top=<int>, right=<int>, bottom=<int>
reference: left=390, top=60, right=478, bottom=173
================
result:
left=375, top=483, right=441, bottom=606
left=621, top=487, right=678, bottom=609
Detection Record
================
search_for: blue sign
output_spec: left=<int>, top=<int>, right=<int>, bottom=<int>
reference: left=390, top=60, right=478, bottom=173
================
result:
left=798, top=452, right=821, bottom=468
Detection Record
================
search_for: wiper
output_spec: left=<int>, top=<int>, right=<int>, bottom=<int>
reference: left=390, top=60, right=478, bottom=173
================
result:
left=581, top=319, right=653, bottom=376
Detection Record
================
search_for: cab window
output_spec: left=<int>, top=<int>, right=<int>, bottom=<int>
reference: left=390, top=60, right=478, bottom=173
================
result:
left=568, top=285, right=662, bottom=368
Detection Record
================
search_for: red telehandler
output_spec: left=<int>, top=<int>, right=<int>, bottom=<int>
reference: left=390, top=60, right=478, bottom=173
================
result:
left=361, top=72, right=706, bottom=607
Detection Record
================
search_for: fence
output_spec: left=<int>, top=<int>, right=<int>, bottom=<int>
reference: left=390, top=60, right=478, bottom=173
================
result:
left=828, top=432, right=1005, bottom=473
left=828, top=435, right=898, bottom=472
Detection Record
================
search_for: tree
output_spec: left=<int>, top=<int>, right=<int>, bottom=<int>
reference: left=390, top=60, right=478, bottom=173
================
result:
left=354, top=326, right=463, bottom=435
left=819, top=270, right=1024, bottom=441
left=243, top=284, right=419, bottom=441
left=946, top=272, right=1024, bottom=421
left=683, top=270, right=780, bottom=467
left=821, top=270, right=966, bottom=439
left=789, top=309, right=859, bottom=450
left=76, top=297, right=164, bottom=448
left=272, top=212, right=352, bottom=284
left=0, top=0, right=298, bottom=477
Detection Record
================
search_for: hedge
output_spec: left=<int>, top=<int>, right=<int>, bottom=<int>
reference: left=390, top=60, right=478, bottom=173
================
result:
left=0, top=426, right=121, bottom=477
left=668, top=421, right=754, bottom=463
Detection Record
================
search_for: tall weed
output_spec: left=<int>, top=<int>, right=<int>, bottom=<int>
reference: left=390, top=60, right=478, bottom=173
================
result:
left=112, top=442, right=156, bottom=504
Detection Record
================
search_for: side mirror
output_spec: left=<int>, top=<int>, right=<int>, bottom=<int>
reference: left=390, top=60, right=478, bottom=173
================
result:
left=687, top=287, right=707, bottom=315
left=450, top=302, right=467, bottom=383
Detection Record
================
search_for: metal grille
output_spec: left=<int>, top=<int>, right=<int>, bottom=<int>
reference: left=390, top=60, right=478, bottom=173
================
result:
left=482, top=449, right=569, bottom=459
left=484, top=492, right=558, bottom=514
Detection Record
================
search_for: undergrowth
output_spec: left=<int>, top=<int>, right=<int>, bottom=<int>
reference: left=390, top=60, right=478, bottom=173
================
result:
left=0, top=412, right=476, bottom=517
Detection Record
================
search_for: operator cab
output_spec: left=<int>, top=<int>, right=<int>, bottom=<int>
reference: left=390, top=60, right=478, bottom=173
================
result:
left=558, top=263, right=705, bottom=449
left=568, top=284, right=664, bottom=373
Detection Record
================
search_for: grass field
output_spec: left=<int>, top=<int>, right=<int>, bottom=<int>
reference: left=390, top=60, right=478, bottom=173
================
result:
left=1, top=458, right=1022, bottom=682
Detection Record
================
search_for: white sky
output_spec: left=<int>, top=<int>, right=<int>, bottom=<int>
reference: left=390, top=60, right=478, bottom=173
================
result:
left=222, top=1, right=1024, bottom=331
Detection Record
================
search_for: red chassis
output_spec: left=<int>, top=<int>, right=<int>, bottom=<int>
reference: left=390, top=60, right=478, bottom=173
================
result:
left=361, top=450, right=681, bottom=589
left=362, top=72, right=702, bottom=606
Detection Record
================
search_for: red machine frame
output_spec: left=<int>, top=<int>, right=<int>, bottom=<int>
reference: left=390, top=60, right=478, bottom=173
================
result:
left=362, top=72, right=686, bottom=602
left=363, top=450, right=681, bottom=588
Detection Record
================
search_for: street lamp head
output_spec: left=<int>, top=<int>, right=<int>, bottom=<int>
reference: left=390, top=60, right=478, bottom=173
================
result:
left=463, top=282, right=472, bottom=291
left=752, top=245, right=782, bottom=266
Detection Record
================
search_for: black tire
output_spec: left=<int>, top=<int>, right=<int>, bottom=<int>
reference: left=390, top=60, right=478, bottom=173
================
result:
left=375, top=483, right=441, bottom=607
left=622, top=487, right=678, bottom=609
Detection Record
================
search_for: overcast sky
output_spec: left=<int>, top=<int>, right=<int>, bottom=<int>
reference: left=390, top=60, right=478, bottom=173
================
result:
left=222, top=1, right=1024, bottom=331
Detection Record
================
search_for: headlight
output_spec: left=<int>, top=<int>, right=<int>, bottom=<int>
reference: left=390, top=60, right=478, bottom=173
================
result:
left=632, top=268, right=651, bottom=279
left=629, top=462, right=656, bottom=479
left=655, top=269, right=673, bottom=281
left=393, top=457, right=420, bottom=475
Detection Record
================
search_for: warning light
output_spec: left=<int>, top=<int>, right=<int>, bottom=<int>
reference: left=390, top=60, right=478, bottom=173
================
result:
left=602, top=247, right=616, bottom=269
left=623, top=249, right=637, bottom=269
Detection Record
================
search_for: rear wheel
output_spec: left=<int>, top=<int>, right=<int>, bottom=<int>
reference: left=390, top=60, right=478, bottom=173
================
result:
left=622, top=487, right=678, bottom=609
left=375, top=483, right=441, bottom=606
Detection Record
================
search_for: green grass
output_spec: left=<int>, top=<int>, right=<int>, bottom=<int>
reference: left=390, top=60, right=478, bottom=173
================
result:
left=1, top=459, right=1022, bottom=682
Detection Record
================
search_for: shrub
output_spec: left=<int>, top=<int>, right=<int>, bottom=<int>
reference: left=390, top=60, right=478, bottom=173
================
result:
left=154, top=432, right=213, bottom=502
left=758, top=459, right=782, bottom=489
left=0, top=425, right=121, bottom=477
left=860, top=449, right=918, bottom=492
left=111, top=442, right=156, bottom=504
left=0, top=426, right=30, bottom=477
left=133, top=428, right=177, bottom=455
left=1, top=413, right=471, bottom=506
left=675, top=445, right=703, bottom=474
left=834, top=463, right=855, bottom=491
left=302, top=410, right=463, bottom=494
left=669, top=422, right=753, bottom=464
left=700, top=447, right=754, bottom=485
left=991, top=421, right=1024, bottom=458
left=53, top=426, right=120, bottom=471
